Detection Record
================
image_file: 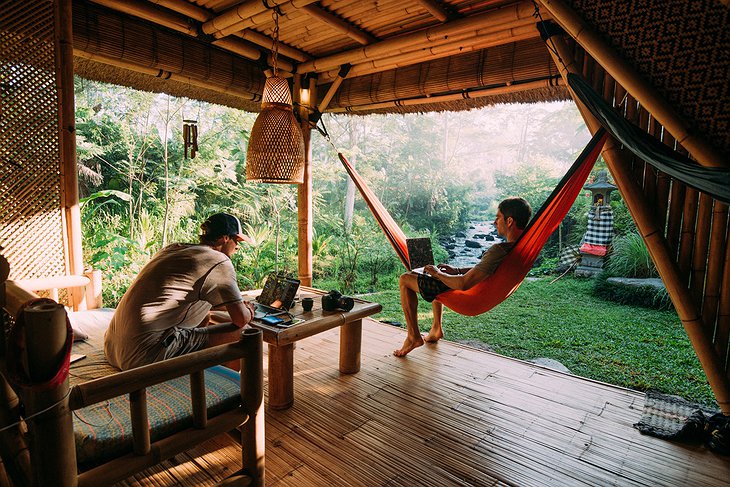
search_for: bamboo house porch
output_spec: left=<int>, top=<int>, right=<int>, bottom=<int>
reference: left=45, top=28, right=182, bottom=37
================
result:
left=1, top=0, right=729, bottom=485
left=123, top=317, right=730, bottom=487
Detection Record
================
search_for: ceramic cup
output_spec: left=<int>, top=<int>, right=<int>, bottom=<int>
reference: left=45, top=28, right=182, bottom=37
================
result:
left=301, top=297, right=314, bottom=312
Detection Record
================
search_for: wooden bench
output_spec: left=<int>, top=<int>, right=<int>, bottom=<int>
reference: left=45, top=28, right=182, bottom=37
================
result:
left=1, top=275, right=265, bottom=487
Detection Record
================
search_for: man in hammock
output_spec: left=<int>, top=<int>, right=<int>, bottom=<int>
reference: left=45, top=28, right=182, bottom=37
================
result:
left=104, top=212, right=257, bottom=370
left=395, top=197, right=532, bottom=357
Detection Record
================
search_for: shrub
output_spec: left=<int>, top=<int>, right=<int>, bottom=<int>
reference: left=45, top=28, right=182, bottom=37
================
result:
left=606, top=232, right=657, bottom=278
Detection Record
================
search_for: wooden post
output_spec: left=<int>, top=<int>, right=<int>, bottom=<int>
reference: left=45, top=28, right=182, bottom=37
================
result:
left=56, top=0, right=83, bottom=311
left=239, top=328, right=264, bottom=486
left=545, top=32, right=730, bottom=413
left=0, top=374, right=31, bottom=487
left=83, top=269, right=102, bottom=310
left=268, top=344, right=294, bottom=410
left=339, top=319, right=362, bottom=374
left=22, top=302, right=76, bottom=486
left=297, top=76, right=315, bottom=287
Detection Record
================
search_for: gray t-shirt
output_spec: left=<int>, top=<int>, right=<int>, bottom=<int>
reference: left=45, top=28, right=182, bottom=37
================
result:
left=473, top=242, right=514, bottom=276
left=104, top=244, right=242, bottom=370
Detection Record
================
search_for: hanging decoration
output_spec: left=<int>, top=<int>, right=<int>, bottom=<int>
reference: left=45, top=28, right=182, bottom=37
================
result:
left=183, top=119, right=198, bottom=159
left=245, top=7, right=305, bottom=184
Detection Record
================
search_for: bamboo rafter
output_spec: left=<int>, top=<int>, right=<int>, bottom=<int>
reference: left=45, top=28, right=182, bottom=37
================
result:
left=302, top=4, right=377, bottom=45
left=298, top=1, right=539, bottom=73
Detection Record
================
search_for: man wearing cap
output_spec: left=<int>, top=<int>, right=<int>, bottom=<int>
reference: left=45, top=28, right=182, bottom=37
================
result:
left=104, top=213, right=256, bottom=370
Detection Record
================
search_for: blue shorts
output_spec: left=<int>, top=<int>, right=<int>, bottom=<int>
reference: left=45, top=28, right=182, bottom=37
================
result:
left=417, top=273, right=451, bottom=302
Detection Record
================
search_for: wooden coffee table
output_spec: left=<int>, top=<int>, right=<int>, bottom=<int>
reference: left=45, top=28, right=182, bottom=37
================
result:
left=244, top=287, right=382, bottom=410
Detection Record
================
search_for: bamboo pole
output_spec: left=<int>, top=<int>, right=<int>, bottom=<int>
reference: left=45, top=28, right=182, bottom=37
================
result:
left=130, top=389, right=151, bottom=455
left=22, top=302, right=76, bottom=486
left=89, top=0, right=197, bottom=36
left=546, top=32, right=730, bottom=413
left=678, top=187, right=699, bottom=283
left=190, top=370, right=207, bottom=428
left=239, top=329, right=264, bottom=487
left=298, top=1, right=537, bottom=73
left=717, top=235, right=730, bottom=371
left=317, top=23, right=538, bottom=83
left=691, top=193, right=712, bottom=306
left=327, top=78, right=562, bottom=113
left=83, top=269, right=102, bottom=310
left=212, top=0, right=321, bottom=39
left=537, top=0, right=727, bottom=169
left=703, top=203, right=728, bottom=337
left=57, top=0, right=84, bottom=310
left=234, top=29, right=311, bottom=62
left=666, top=179, right=685, bottom=258
left=149, top=0, right=211, bottom=22
left=302, top=5, right=376, bottom=45
left=202, top=0, right=289, bottom=35
left=297, top=75, right=315, bottom=287
left=415, top=0, right=451, bottom=22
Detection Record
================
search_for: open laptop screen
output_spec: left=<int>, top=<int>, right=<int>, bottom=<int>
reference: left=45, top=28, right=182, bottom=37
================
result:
left=257, top=273, right=300, bottom=311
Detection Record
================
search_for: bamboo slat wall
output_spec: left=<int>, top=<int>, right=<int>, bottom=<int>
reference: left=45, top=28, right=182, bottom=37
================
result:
left=0, top=0, right=68, bottom=281
left=569, top=44, right=730, bottom=408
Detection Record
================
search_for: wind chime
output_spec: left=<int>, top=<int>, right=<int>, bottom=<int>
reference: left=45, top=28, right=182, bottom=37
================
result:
left=183, top=119, right=198, bottom=159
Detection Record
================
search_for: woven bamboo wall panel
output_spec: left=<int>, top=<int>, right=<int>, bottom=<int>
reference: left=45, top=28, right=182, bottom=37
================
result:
left=0, top=0, right=67, bottom=280
left=570, top=0, right=730, bottom=160
left=330, top=38, right=559, bottom=108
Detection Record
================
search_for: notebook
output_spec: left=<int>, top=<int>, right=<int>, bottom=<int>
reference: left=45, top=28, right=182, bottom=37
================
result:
left=406, top=237, right=434, bottom=273
left=252, top=273, right=300, bottom=319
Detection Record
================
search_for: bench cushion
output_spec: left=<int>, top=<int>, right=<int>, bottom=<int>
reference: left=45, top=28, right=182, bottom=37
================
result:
left=74, top=365, right=241, bottom=469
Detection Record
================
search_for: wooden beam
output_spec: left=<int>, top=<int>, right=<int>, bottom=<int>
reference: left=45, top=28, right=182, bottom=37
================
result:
left=202, top=0, right=288, bottom=35
left=317, top=23, right=538, bottom=83
left=327, top=78, right=561, bottom=113
left=302, top=4, right=376, bottom=45
left=57, top=0, right=84, bottom=310
left=297, top=1, right=537, bottom=73
left=537, top=0, right=727, bottom=169
left=297, top=76, right=316, bottom=287
left=546, top=33, right=730, bottom=413
left=415, top=0, right=452, bottom=22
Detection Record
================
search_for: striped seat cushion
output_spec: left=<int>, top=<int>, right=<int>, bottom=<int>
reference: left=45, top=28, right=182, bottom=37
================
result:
left=73, top=366, right=241, bottom=469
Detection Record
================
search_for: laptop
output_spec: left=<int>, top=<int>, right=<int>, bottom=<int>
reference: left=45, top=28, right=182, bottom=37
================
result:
left=252, top=273, right=301, bottom=320
left=406, top=237, right=434, bottom=274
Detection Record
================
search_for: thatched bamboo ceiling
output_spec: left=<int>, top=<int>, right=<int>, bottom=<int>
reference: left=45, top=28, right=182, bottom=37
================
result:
left=71, top=0, right=729, bottom=157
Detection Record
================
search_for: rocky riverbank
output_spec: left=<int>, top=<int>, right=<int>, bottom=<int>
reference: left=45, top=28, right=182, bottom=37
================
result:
left=439, top=220, right=503, bottom=268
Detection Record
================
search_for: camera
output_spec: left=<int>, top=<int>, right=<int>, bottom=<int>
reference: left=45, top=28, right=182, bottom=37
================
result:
left=321, top=290, right=355, bottom=312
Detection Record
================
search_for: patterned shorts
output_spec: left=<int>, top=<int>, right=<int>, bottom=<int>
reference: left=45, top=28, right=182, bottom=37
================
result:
left=417, top=273, right=451, bottom=302
left=159, top=327, right=210, bottom=361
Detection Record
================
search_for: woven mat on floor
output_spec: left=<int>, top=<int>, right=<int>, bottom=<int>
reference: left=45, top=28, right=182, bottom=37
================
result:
left=634, top=391, right=718, bottom=442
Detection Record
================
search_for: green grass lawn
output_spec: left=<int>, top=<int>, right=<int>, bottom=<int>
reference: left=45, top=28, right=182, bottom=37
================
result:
left=356, top=276, right=715, bottom=407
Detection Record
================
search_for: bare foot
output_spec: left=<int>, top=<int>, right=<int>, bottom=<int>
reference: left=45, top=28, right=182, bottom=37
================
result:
left=393, top=336, right=424, bottom=357
left=424, top=330, right=444, bottom=343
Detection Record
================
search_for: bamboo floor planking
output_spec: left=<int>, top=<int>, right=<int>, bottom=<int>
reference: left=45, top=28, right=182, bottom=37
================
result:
left=119, top=318, right=730, bottom=486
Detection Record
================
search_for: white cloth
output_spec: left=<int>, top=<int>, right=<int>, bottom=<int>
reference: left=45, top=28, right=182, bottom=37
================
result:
left=104, top=244, right=242, bottom=370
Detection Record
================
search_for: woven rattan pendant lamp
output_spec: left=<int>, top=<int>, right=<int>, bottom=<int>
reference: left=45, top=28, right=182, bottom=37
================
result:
left=246, top=9, right=305, bottom=184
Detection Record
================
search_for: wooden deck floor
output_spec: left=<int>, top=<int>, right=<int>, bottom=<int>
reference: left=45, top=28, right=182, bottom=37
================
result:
left=117, top=318, right=730, bottom=486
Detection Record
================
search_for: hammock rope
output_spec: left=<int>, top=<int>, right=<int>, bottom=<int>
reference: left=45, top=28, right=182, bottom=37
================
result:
left=333, top=128, right=607, bottom=316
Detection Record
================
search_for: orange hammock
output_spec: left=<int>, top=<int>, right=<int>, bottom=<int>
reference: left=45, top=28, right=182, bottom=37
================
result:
left=337, top=128, right=608, bottom=316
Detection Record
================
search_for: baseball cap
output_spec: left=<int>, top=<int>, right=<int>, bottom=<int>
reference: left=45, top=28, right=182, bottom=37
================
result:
left=201, top=213, right=252, bottom=243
